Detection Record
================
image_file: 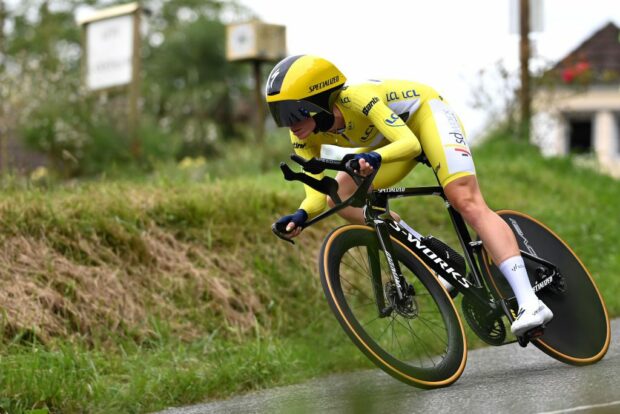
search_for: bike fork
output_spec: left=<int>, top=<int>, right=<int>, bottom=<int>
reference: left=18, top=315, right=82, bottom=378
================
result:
left=366, top=242, right=388, bottom=316
left=366, top=220, right=413, bottom=317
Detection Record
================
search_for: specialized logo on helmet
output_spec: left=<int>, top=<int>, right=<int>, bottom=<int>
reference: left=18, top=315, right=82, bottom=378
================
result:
left=308, top=76, right=340, bottom=93
left=267, top=68, right=281, bottom=92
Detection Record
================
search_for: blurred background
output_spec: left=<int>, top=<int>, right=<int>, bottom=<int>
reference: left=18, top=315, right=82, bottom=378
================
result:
left=1, top=0, right=619, bottom=179
left=0, top=2, right=619, bottom=413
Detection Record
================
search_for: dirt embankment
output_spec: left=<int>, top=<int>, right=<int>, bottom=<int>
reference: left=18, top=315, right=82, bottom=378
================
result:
left=0, top=182, right=328, bottom=346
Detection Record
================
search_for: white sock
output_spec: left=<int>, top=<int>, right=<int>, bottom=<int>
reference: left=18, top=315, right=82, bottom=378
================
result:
left=498, top=255, right=539, bottom=309
left=398, top=220, right=423, bottom=240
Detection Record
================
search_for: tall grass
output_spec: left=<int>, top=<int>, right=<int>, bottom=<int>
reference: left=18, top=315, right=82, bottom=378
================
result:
left=0, top=130, right=618, bottom=413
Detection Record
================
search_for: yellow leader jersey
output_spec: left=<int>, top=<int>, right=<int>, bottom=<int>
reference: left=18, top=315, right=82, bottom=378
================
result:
left=291, top=79, right=444, bottom=218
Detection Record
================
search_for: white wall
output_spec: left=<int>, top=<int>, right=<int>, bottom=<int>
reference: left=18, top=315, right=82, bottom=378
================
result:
left=533, top=86, right=620, bottom=178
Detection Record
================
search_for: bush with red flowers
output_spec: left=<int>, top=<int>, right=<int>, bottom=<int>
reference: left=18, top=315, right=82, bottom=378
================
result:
left=561, top=60, right=592, bottom=84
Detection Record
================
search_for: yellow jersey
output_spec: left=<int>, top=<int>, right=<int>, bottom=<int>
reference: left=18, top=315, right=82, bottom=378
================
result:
left=290, top=79, right=469, bottom=218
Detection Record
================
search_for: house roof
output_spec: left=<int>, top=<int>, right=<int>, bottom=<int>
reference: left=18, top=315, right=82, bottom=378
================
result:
left=551, top=21, right=620, bottom=80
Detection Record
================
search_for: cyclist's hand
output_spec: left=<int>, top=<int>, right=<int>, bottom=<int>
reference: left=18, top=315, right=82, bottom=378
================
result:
left=353, top=152, right=382, bottom=177
left=275, top=209, right=308, bottom=238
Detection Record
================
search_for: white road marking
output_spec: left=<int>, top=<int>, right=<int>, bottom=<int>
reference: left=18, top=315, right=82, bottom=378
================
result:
left=538, top=400, right=620, bottom=414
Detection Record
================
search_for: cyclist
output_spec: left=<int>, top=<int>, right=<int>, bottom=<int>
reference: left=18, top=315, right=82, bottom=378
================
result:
left=266, top=54, right=552, bottom=336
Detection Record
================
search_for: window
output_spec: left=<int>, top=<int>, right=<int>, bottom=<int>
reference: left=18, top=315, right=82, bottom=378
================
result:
left=568, top=118, right=593, bottom=154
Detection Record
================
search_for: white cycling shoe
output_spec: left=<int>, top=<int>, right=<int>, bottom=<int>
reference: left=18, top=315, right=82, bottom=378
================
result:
left=511, top=300, right=554, bottom=336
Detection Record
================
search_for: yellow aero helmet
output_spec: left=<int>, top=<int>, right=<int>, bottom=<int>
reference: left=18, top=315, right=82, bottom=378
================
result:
left=265, top=55, right=346, bottom=127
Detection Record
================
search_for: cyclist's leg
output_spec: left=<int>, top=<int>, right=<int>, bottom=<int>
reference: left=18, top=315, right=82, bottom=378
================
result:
left=419, top=98, right=551, bottom=334
left=444, top=176, right=519, bottom=264
left=417, top=99, right=518, bottom=263
left=327, top=158, right=416, bottom=224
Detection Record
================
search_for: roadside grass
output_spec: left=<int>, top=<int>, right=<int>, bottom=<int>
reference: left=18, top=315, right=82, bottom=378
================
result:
left=0, top=130, right=618, bottom=413
left=0, top=318, right=367, bottom=414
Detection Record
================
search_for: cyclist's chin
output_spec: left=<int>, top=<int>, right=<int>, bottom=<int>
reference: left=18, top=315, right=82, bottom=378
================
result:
left=291, top=131, right=310, bottom=140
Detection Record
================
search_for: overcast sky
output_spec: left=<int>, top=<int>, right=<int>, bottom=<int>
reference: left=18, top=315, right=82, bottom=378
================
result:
left=238, top=0, right=620, bottom=139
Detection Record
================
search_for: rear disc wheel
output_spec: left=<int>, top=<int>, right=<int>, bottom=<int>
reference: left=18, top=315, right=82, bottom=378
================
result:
left=479, top=210, right=610, bottom=365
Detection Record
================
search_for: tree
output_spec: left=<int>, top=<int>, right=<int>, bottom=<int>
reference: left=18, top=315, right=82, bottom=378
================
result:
left=2, top=0, right=258, bottom=175
left=143, top=0, right=254, bottom=156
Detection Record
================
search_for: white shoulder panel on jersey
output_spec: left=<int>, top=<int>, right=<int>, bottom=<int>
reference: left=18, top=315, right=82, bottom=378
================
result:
left=387, top=99, right=422, bottom=123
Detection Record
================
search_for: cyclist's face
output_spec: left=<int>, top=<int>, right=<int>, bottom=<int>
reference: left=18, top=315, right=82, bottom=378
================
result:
left=290, top=117, right=315, bottom=140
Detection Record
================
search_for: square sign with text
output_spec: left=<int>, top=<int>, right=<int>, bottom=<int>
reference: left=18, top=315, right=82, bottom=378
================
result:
left=86, top=14, right=134, bottom=91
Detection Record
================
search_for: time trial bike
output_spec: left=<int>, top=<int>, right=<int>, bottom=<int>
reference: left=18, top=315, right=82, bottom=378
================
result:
left=272, top=153, right=610, bottom=389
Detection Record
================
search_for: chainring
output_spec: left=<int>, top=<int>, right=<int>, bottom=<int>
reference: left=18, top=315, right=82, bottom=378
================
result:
left=461, top=295, right=506, bottom=346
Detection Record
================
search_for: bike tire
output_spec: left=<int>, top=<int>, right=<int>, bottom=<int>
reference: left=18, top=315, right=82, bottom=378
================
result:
left=319, top=225, right=467, bottom=388
left=479, top=210, right=610, bottom=365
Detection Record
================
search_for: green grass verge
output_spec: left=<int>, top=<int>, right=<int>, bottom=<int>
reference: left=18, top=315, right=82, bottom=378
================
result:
left=0, top=130, right=618, bottom=413
left=0, top=322, right=369, bottom=414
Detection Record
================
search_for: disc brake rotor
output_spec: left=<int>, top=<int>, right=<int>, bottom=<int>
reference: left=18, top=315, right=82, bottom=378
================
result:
left=384, top=281, right=418, bottom=318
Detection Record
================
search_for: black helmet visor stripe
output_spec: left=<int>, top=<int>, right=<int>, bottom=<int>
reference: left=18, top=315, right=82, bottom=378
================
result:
left=268, top=100, right=325, bottom=127
left=266, top=55, right=304, bottom=96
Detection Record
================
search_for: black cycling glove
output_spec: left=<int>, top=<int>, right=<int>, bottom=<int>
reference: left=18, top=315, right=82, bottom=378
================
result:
left=275, top=209, right=308, bottom=232
left=353, top=152, right=382, bottom=170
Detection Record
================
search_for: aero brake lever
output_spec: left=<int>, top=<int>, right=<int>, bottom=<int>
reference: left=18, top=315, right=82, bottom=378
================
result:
left=271, top=223, right=295, bottom=245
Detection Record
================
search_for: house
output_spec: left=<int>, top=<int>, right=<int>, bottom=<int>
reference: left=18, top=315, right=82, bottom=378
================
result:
left=533, top=22, right=620, bottom=178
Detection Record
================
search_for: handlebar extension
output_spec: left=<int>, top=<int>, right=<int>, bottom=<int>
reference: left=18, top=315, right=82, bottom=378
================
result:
left=272, top=154, right=378, bottom=243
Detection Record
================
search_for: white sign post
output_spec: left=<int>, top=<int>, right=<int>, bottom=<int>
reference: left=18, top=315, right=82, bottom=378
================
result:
left=226, top=21, right=286, bottom=143
left=85, top=14, right=134, bottom=91
left=78, top=2, right=142, bottom=157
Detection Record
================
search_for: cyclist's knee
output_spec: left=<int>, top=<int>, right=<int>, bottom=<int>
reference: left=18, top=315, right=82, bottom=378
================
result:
left=327, top=195, right=336, bottom=208
left=444, top=176, right=489, bottom=221
left=337, top=171, right=357, bottom=195
left=454, top=197, right=488, bottom=223
left=327, top=172, right=355, bottom=208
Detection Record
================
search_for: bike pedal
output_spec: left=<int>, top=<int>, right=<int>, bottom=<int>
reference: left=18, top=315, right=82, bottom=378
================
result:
left=516, top=325, right=546, bottom=348
left=526, top=326, right=545, bottom=339
left=517, top=335, right=529, bottom=348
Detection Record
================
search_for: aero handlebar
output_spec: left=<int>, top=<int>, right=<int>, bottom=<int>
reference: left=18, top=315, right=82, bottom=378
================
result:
left=271, top=154, right=378, bottom=244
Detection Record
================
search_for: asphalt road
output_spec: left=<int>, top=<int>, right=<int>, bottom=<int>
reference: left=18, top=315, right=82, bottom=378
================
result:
left=156, top=319, right=619, bottom=414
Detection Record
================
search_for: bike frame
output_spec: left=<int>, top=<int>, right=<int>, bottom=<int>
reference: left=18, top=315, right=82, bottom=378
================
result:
left=275, top=154, right=560, bottom=323
left=364, top=185, right=499, bottom=313
left=367, top=186, right=567, bottom=325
